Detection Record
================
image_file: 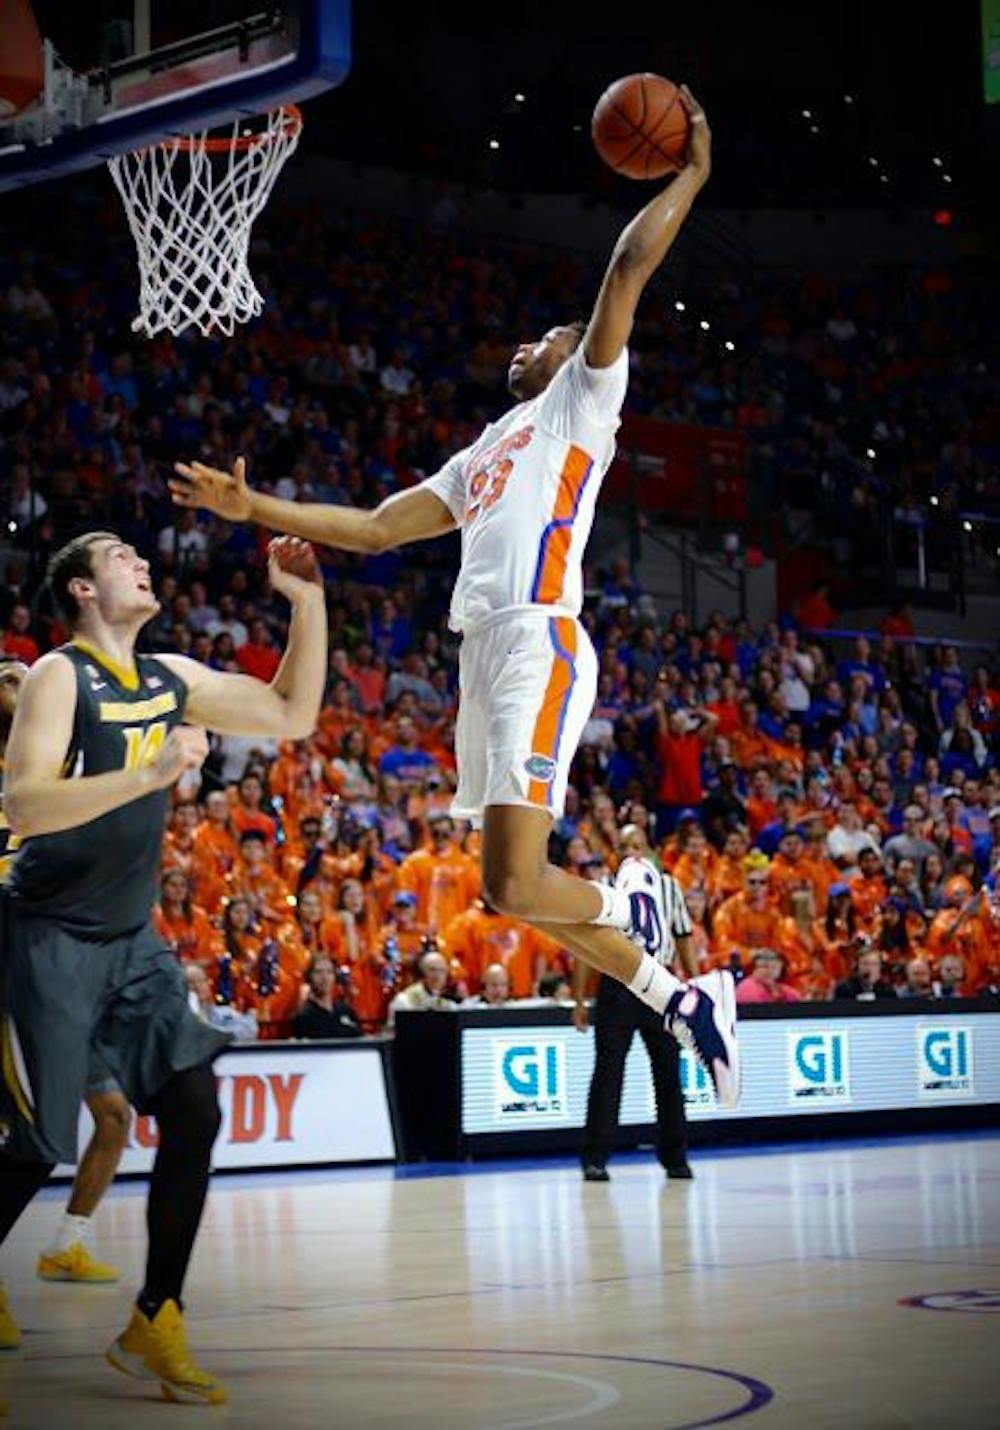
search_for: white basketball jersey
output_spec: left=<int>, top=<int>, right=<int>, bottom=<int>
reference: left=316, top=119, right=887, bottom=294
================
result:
left=423, top=346, right=628, bottom=633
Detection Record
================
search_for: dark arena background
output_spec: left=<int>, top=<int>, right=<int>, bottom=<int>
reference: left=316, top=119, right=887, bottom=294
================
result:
left=0, top=1, right=996, bottom=1425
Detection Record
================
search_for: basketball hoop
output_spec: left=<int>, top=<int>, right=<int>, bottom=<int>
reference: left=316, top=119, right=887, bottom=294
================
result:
left=108, top=104, right=303, bottom=339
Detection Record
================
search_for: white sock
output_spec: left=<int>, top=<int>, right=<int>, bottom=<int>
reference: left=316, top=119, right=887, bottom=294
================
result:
left=627, top=955, right=683, bottom=1015
left=48, top=1213, right=90, bottom=1255
left=591, top=883, right=632, bottom=931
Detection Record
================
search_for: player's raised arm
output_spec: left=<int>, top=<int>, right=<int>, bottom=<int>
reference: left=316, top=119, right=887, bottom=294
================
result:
left=158, top=537, right=327, bottom=739
left=4, top=656, right=207, bottom=837
left=584, top=87, right=711, bottom=369
left=169, top=455, right=457, bottom=552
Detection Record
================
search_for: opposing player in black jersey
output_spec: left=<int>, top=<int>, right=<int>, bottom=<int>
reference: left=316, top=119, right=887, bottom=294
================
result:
left=0, top=531, right=326, bottom=1407
left=1, top=653, right=130, bottom=1293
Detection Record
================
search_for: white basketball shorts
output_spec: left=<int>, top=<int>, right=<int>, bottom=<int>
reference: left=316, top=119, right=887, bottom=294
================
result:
left=452, top=611, right=597, bottom=824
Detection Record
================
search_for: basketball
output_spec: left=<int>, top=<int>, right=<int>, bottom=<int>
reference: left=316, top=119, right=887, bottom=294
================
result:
left=591, top=73, right=691, bottom=181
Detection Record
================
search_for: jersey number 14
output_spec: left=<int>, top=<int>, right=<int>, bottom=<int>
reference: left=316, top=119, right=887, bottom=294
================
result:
left=123, top=721, right=167, bottom=771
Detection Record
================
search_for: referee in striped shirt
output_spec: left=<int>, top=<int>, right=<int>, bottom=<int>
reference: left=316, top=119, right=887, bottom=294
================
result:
left=575, top=829, right=696, bottom=1183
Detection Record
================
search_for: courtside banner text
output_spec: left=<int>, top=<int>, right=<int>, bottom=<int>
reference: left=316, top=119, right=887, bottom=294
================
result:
left=55, top=1044, right=395, bottom=1176
left=461, top=1012, right=1000, bottom=1134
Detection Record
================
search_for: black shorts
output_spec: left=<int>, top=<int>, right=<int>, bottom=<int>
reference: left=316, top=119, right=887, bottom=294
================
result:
left=0, top=898, right=230, bottom=1164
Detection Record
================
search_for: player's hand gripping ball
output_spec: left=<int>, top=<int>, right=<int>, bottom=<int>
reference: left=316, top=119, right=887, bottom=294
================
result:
left=592, top=72, right=692, bottom=180
left=268, top=536, right=323, bottom=598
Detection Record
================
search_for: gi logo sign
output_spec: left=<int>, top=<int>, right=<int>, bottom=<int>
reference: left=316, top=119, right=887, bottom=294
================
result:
left=917, top=1027, right=973, bottom=1098
left=494, top=1038, right=567, bottom=1121
left=679, top=1048, right=714, bottom=1109
left=788, top=1031, right=850, bottom=1103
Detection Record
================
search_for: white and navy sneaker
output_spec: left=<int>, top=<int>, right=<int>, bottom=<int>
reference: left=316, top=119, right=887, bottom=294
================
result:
left=666, top=969, right=740, bottom=1109
left=615, top=855, right=665, bottom=957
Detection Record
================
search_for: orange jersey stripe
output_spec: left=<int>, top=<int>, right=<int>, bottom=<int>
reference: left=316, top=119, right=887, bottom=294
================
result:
left=531, top=446, right=593, bottom=605
left=526, top=618, right=578, bottom=806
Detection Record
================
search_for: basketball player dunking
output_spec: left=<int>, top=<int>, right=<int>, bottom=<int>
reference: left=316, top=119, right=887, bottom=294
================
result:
left=171, top=88, right=739, bottom=1104
left=0, top=534, right=327, bottom=1408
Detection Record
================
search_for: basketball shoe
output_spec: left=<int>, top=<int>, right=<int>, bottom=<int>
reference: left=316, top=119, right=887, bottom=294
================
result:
left=615, top=855, right=665, bottom=956
left=37, top=1243, right=118, bottom=1283
left=106, top=1299, right=227, bottom=1405
left=666, top=969, right=740, bottom=1109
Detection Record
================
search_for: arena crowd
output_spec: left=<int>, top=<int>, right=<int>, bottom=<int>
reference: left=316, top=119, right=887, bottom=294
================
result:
left=1, top=193, right=998, bottom=1035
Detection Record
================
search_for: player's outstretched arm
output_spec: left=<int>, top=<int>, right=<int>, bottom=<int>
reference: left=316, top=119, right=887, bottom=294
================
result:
left=584, top=86, right=711, bottom=369
left=159, top=537, right=328, bottom=740
left=4, top=657, right=207, bottom=837
left=169, top=456, right=455, bottom=553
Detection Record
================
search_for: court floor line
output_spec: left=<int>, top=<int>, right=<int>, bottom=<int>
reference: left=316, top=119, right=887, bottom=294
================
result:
left=14, top=1343, right=777, bottom=1430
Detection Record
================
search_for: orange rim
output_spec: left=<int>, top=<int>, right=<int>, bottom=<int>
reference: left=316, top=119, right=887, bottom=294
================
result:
left=161, top=102, right=302, bottom=153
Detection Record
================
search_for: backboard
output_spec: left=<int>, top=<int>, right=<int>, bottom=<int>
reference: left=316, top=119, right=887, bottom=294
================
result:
left=0, top=0, right=350, bottom=192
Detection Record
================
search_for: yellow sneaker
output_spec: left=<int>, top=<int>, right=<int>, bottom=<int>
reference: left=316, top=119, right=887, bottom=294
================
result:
left=37, top=1242, right=119, bottom=1284
left=106, top=1300, right=227, bottom=1405
left=0, top=1287, right=19, bottom=1351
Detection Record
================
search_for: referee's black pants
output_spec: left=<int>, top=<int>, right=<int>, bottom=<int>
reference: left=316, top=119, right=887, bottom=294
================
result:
left=581, top=975, right=687, bottom=1171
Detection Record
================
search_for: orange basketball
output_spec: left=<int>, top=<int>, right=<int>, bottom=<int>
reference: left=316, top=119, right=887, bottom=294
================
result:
left=591, top=73, right=691, bottom=181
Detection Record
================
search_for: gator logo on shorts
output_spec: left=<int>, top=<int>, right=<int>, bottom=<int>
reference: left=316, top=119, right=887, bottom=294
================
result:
left=525, top=754, right=557, bottom=782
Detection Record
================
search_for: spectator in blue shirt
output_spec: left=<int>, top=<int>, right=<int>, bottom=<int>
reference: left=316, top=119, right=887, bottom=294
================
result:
left=379, top=715, right=439, bottom=787
left=928, top=646, right=968, bottom=732
left=836, top=635, right=885, bottom=694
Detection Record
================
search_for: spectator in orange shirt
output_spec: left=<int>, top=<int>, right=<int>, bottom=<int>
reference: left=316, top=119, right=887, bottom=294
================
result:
left=268, top=740, right=315, bottom=810
left=162, top=798, right=201, bottom=878
left=230, top=770, right=279, bottom=844
left=927, top=878, right=995, bottom=989
left=848, top=847, right=889, bottom=929
left=872, top=899, right=927, bottom=988
left=671, top=823, right=719, bottom=898
left=193, top=788, right=240, bottom=883
left=153, top=870, right=217, bottom=968
left=397, top=814, right=480, bottom=934
left=706, top=675, right=742, bottom=737
left=227, top=829, right=295, bottom=926
left=336, top=876, right=393, bottom=1028
left=797, top=581, right=837, bottom=633
left=279, top=812, right=343, bottom=908
left=293, top=886, right=347, bottom=966
left=714, top=856, right=785, bottom=974
left=217, top=896, right=302, bottom=1037
left=654, top=702, right=719, bottom=831
left=800, top=815, right=839, bottom=912
left=713, top=827, right=751, bottom=907
left=381, top=890, right=430, bottom=984
left=881, top=601, right=915, bottom=643
left=745, top=768, right=778, bottom=839
left=236, top=617, right=282, bottom=682
left=315, top=677, right=364, bottom=756
left=729, top=699, right=781, bottom=770
left=441, top=901, right=553, bottom=999
left=768, top=828, right=815, bottom=914
left=2, top=603, right=39, bottom=664
left=212, top=896, right=264, bottom=1009
left=820, top=883, right=858, bottom=985
left=776, top=888, right=830, bottom=994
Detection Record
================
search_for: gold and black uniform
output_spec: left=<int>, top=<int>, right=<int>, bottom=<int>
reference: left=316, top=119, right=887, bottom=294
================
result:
left=0, top=642, right=229, bottom=1165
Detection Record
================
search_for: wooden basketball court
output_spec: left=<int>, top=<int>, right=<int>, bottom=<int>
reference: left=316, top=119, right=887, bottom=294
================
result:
left=2, top=1133, right=996, bottom=1427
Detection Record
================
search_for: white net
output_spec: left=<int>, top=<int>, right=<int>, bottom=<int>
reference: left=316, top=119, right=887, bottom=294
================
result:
left=107, top=105, right=302, bottom=339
